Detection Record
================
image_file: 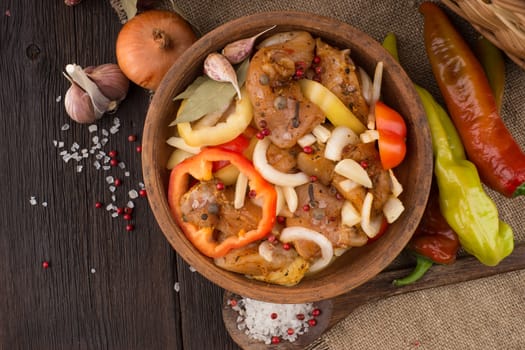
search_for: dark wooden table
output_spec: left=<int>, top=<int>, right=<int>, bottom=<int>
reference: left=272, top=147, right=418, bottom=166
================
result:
left=1, top=2, right=238, bottom=349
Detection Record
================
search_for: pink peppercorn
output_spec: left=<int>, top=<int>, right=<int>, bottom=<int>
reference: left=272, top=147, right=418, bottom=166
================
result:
left=271, top=336, right=280, bottom=344
left=125, top=224, right=134, bottom=232
left=42, top=261, right=50, bottom=269
left=312, top=308, right=321, bottom=317
left=270, top=312, right=278, bottom=319
left=128, top=134, right=137, bottom=142
left=95, top=202, right=103, bottom=209
left=139, top=189, right=147, bottom=197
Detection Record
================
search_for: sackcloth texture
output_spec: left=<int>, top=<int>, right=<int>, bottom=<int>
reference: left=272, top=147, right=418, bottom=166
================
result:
left=142, top=0, right=525, bottom=349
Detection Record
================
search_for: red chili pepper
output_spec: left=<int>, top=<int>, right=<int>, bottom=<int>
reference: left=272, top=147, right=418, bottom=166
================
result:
left=393, top=182, right=460, bottom=286
left=167, top=148, right=277, bottom=258
left=375, top=101, right=407, bottom=170
left=420, top=2, right=525, bottom=197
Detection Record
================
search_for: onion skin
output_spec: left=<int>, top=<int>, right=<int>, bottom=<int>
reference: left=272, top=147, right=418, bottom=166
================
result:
left=116, top=10, right=197, bottom=91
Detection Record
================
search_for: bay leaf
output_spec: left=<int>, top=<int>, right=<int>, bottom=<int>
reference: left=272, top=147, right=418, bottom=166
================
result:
left=170, top=59, right=250, bottom=125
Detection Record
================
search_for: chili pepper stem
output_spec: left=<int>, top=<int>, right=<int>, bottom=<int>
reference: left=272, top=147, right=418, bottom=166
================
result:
left=393, top=255, right=433, bottom=287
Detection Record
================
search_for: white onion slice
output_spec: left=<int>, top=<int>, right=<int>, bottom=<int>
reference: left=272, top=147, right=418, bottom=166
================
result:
left=253, top=138, right=310, bottom=187
left=358, top=67, right=373, bottom=105
left=338, top=179, right=359, bottom=193
left=389, top=169, right=403, bottom=197
left=274, top=185, right=285, bottom=216
left=166, top=137, right=201, bottom=154
left=297, top=133, right=317, bottom=148
left=367, top=61, right=384, bottom=130
left=282, top=186, right=298, bottom=213
left=280, top=226, right=334, bottom=273
left=312, top=124, right=331, bottom=144
left=341, top=200, right=361, bottom=227
left=361, top=192, right=383, bottom=238
left=234, top=172, right=248, bottom=209
left=258, top=240, right=275, bottom=262
left=383, top=196, right=405, bottom=223
left=324, top=126, right=360, bottom=161
left=360, top=129, right=379, bottom=143
left=334, top=159, right=373, bottom=188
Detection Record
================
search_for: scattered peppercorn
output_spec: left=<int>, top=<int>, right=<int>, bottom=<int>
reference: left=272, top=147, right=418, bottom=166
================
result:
left=108, top=150, right=118, bottom=158
left=114, top=178, right=122, bottom=187
left=216, top=182, right=225, bottom=191
left=123, top=213, right=132, bottom=221
left=308, top=319, right=317, bottom=327
left=95, top=201, right=103, bottom=208
left=270, top=312, right=278, bottom=319
left=124, top=207, right=133, bottom=215
left=136, top=145, right=142, bottom=153
left=271, top=336, right=280, bottom=344
left=139, top=189, right=147, bottom=197
left=283, top=243, right=291, bottom=250
left=110, top=159, right=119, bottom=167
left=125, top=224, right=134, bottom=232
left=296, top=313, right=305, bottom=321
left=312, top=308, right=321, bottom=317
left=303, top=146, right=313, bottom=154
left=42, top=261, right=50, bottom=269
left=229, top=298, right=237, bottom=307
left=128, top=134, right=137, bottom=142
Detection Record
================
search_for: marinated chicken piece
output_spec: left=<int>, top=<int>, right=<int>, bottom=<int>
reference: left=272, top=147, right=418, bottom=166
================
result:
left=340, top=142, right=392, bottom=214
left=214, top=242, right=309, bottom=286
left=266, top=143, right=298, bottom=173
left=179, top=180, right=261, bottom=241
left=296, top=143, right=335, bottom=185
left=316, top=38, right=369, bottom=124
left=286, top=182, right=368, bottom=260
left=246, top=31, right=325, bottom=148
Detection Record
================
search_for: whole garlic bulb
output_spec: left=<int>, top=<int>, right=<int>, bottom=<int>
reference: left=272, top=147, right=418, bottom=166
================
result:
left=63, top=63, right=129, bottom=124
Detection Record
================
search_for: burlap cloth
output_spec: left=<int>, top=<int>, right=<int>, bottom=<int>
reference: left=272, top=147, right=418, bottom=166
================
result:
left=155, top=0, right=525, bottom=348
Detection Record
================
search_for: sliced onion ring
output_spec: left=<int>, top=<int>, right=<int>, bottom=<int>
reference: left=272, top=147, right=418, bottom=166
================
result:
left=253, top=138, right=310, bottom=187
left=280, top=226, right=334, bottom=273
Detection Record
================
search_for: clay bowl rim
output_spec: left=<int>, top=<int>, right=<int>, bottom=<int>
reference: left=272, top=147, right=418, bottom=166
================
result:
left=142, top=11, right=433, bottom=303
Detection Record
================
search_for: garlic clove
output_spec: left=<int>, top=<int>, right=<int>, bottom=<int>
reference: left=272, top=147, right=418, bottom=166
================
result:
left=64, top=83, right=97, bottom=124
left=222, top=25, right=276, bottom=64
left=85, top=64, right=129, bottom=105
left=203, top=53, right=241, bottom=100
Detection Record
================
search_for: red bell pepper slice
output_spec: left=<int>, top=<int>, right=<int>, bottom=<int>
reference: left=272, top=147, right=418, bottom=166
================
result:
left=168, top=147, right=277, bottom=258
left=375, top=101, right=407, bottom=170
left=212, top=133, right=251, bottom=171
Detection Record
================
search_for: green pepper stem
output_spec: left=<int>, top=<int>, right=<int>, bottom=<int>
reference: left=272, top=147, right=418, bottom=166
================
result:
left=513, top=182, right=525, bottom=197
left=393, top=255, right=434, bottom=287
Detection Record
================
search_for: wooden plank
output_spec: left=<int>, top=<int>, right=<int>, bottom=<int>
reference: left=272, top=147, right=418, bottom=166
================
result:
left=0, top=2, right=180, bottom=349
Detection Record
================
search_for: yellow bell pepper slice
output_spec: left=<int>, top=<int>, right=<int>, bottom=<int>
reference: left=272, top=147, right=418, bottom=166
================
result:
left=299, top=79, right=366, bottom=134
left=177, top=88, right=253, bottom=147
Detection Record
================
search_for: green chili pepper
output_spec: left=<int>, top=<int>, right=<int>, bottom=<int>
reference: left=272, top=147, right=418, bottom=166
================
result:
left=416, top=86, right=514, bottom=266
left=383, top=32, right=514, bottom=267
left=475, top=36, right=505, bottom=113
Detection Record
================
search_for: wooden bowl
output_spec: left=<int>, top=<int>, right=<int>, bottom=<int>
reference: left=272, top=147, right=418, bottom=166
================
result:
left=142, top=11, right=433, bottom=303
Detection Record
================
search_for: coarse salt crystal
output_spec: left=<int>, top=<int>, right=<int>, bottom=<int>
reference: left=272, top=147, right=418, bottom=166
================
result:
left=127, top=201, right=135, bottom=208
left=93, top=160, right=101, bottom=170
left=111, top=195, right=116, bottom=202
left=61, top=123, right=70, bottom=131
left=118, top=162, right=126, bottom=169
left=53, top=140, right=58, bottom=147
left=88, top=124, right=98, bottom=133
left=111, top=211, right=119, bottom=218
left=231, top=297, right=315, bottom=344
left=42, top=202, right=48, bottom=207
left=109, top=126, right=119, bottom=134
left=189, top=266, right=196, bottom=272
left=29, top=196, right=37, bottom=205
left=174, top=282, right=180, bottom=292
left=59, top=150, right=68, bottom=156
left=128, top=190, right=139, bottom=199
left=100, top=138, right=108, bottom=146
left=124, top=171, right=130, bottom=177
left=109, top=185, right=116, bottom=193
left=56, top=95, right=62, bottom=102
left=92, top=136, right=99, bottom=144
left=138, top=182, right=145, bottom=189
left=58, top=141, right=64, bottom=148
left=90, top=268, right=96, bottom=274
left=102, top=165, right=111, bottom=171
left=76, top=165, right=83, bottom=173
left=102, top=129, right=109, bottom=136
left=106, top=176, right=114, bottom=184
